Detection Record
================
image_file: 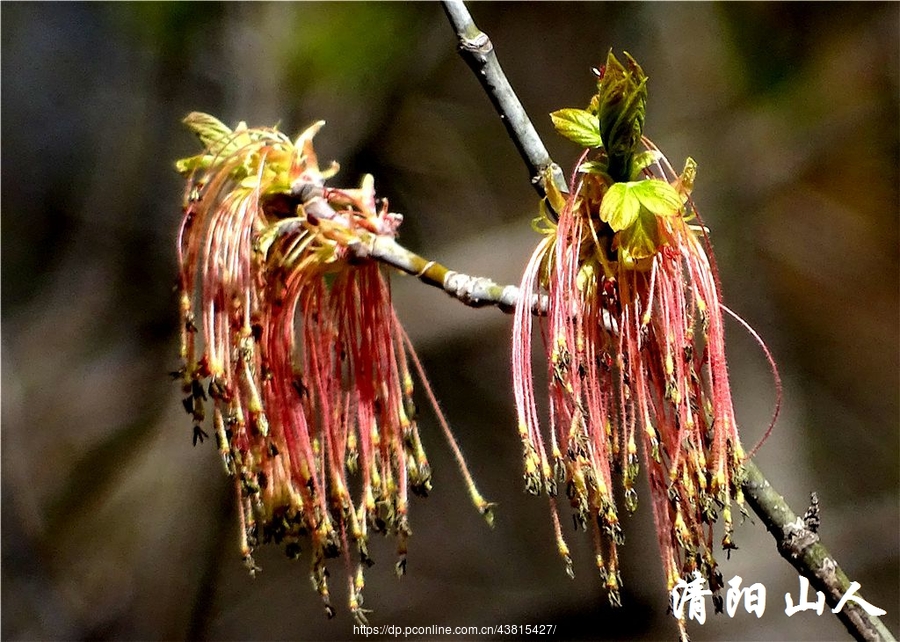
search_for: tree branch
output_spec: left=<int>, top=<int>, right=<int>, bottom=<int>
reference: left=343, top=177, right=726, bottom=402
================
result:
left=287, top=182, right=546, bottom=314
left=438, top=4, right=896, bottom=641
left=742, top=461, right=895, bottom=642
left=364, top=234, right=547, bottom=313
left=441, top=0, right=568, bottom=203
left=285, top=10, right=898, bottom=640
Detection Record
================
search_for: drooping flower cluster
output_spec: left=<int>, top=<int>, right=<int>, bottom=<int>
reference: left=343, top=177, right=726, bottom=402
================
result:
left=513, top=52, right=749, bottom=621
left=173, top=113, right=490, bottom=621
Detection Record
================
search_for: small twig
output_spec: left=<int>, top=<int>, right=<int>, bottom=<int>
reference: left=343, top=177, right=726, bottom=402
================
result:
left=365, top=234, right=546, bottom=314
left=286, top=181, right=546, bottom=314
left=441, top=0, right=567, bottom=202
left=742, top=461, right=895, bottom=642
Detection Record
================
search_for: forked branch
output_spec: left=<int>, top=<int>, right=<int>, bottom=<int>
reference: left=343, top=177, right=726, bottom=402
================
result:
left=274, top=189, right=894, bottom=642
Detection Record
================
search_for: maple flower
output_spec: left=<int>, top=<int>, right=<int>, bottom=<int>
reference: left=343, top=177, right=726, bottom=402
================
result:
left=513, top=52, right=776, bottom=632
left=173, top=113, right=491, bottom=621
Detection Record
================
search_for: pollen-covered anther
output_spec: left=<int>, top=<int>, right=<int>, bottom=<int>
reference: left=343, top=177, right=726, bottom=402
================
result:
left=623, top=485, right=638, bottom=514
left=603, top=508, right=623, bottom=544
left=523, top=447, right=543, bottom=496
left=606, top=572, right=623, bottom=608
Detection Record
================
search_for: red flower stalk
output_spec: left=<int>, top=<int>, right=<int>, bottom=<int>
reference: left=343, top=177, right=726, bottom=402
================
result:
left=513, top=53, right=778, bottom=629
left=173, top=113, right=490, bottom=621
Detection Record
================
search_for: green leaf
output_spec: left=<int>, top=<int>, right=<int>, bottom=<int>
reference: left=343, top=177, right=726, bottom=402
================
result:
left=577, top=160, right=608, bottom=176
left=632, top=179, right=682, bottom=217
left=174, top=154, right=210, bottom=175
left=182, top=112, right=237, bottom=156
left=630, top=150, right=662, bottom=179
left=601, top=179, right=680, bottom=266
left=599, top=182, right=640, bottom=231
left=550, top=108, right=603, bottom=148
left=617, top=204, right=662, bottom=264
left=596, top=51, right=648, bottom=182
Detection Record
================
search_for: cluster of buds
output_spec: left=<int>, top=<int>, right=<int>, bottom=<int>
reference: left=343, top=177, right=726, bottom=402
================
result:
left=173, top=113, right=490, bottom=621
left=513, top=52, right=749, bottom=624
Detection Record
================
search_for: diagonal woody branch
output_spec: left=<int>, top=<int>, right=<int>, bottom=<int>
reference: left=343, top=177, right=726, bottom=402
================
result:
left=365, top=235, right=547, bottom=313
left=742, top=461, right=895, bottom=642
left=441, top=0, right=567, bottom=203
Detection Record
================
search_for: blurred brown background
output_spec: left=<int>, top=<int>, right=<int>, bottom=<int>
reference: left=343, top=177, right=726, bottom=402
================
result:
left=2, top=3, right=898, bottom=641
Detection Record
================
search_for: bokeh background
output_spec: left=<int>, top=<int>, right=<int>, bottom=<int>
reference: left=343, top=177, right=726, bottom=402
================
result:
left=2, top=3, right=898, bottom=641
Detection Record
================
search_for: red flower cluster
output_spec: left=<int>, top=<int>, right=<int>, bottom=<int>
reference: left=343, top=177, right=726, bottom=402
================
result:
left=174, top=114, right=489, bottom=621
left=512, top=54, right=770, bottom=629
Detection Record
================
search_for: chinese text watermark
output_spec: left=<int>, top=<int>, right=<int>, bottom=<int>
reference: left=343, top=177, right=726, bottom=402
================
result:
left=670, top=572, right=887, bottom=624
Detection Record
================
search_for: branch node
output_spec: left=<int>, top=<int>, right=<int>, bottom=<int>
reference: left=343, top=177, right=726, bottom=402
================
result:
left=803, top=491, right=820, bottom=534
left=460, top=31, right=491, bottom=56
left=290, top=180, right=324, bottom=203
left=416, top=260, right=437, bottom=278
left=782, top=515, right=820, bottom=559
left=347, top=239, right=368, bottom=260
left=442, top=0, right=568, bottom=201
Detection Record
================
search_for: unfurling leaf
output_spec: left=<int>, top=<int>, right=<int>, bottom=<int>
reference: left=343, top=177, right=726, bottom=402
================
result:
left=630, top=150, right=662, bottom=179
left=550, top=108, right=603, bottom=148
left=598, top=182, right=640, bottom=231
left=600, top=179, right=682, bottom=265
left=632, top=179, right=682, bottom=218
left=183, top=112, right=234, bottom=150
left=181, top=112, right=255, bottom=163
left=595, top=51, right=648, bottom=182
left=675, top=157, right=698, bottom=197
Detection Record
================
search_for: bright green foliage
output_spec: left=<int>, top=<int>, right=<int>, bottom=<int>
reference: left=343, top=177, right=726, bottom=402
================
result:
left=183, top=113, right=239, bottom=155
left=598, top=181, right=640, bottom=231
left=599, top=179, right=682, bottom=266
left=546, top=51, right=690, bottom=267
left=550, top=108, right=603, bottom=148
left=174, top=113, right=244, bottom=175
